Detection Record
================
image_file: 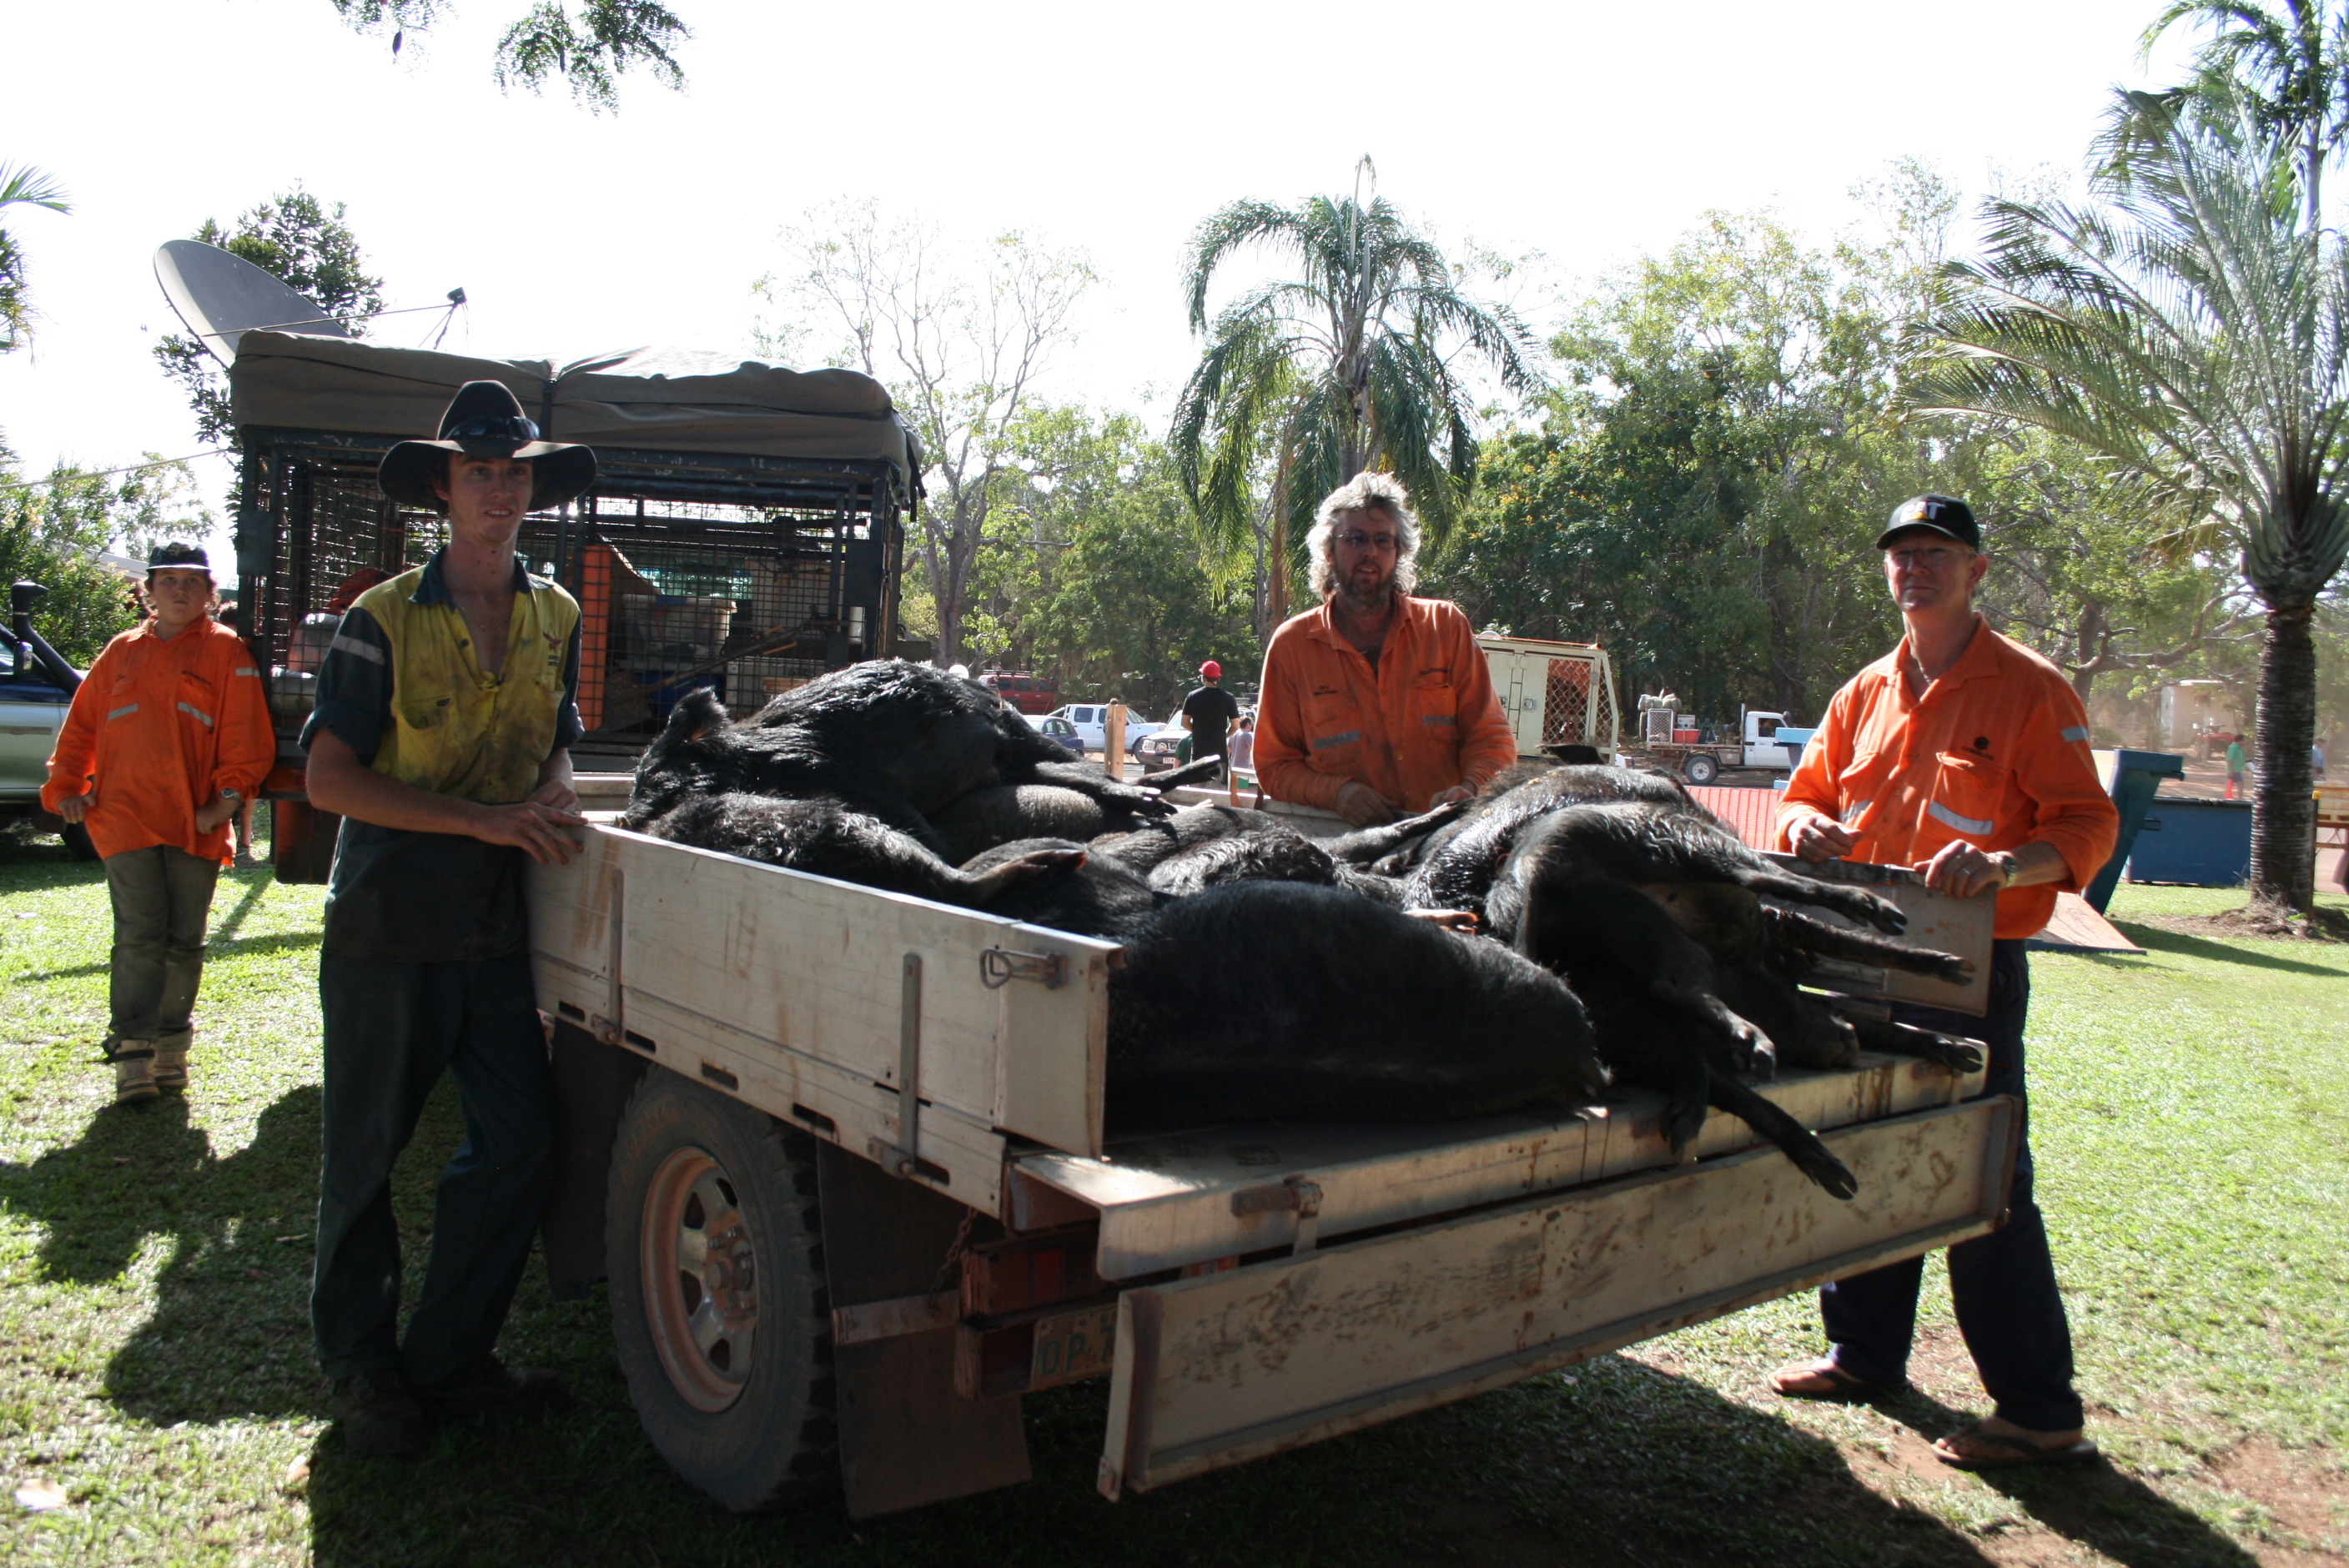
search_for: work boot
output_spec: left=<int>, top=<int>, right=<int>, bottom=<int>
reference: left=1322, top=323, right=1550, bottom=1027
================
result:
left=153, top=1029, right=192, bottom=1093
left=410, top=1355, right=569, bottom=1421
left=108, top=1038, right=158, bottom=1106
left=329, top=1368, right=429, bottom=1457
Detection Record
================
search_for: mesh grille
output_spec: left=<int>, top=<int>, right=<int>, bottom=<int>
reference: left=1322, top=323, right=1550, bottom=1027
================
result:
left=239, top=438, right=901, bottom=756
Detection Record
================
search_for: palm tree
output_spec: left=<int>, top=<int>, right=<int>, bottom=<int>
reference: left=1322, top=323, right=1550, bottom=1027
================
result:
left=1914, top=98, right=2349, bottom=922
left=1171, top=160, right=1538, bottom=629
left=0, top=163, right=72, bottom=355
left=2134, top=1, right=2349, bottom=232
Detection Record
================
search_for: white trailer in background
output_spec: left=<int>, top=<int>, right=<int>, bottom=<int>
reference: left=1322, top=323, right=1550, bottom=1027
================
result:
left=532, top=787, right=2011, bottom=1519
left=1476, top=635, right=1622, bottom=759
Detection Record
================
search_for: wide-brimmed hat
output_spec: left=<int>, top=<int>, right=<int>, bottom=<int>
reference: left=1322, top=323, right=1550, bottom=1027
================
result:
left=147, top=541, right=213, bottom=575
left=378, top=379, right=596, bottom=514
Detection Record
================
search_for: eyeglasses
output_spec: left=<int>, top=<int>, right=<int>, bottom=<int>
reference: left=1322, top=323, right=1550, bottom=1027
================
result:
left=1335, top=529, right=1400, bottom=551
left=445, top=412, right=541, bottom=443
left=1887, top=546, right=1971, bottom=570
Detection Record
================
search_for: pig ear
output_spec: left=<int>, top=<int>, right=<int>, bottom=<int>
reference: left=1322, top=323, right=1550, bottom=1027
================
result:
left=659, top=686, right=732, bottom=748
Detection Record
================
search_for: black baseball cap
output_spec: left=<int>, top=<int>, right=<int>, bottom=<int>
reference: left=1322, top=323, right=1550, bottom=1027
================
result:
left=1876, top=494, right=1979, bottom=550
left=147, top=541, right=212, bottom=573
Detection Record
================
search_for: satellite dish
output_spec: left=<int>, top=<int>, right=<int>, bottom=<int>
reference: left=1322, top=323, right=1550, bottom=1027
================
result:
left=153, top=239, right=354, bottom=365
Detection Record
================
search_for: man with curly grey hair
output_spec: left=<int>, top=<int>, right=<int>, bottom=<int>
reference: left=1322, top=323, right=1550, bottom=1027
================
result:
left=1255, top=474, right=1516, bottom=826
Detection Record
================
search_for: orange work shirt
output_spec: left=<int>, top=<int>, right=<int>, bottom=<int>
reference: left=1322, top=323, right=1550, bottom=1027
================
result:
left=42, top=616, right=274, bottom=864
left=1255, top=595, right=1518, bottom=814
left=1773, top=618, right=2120, bottom=939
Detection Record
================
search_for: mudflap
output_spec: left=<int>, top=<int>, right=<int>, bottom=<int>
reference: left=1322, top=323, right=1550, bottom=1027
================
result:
left=541, top=1023, right=649, bottom=1299
left=816, top=1142, right=1032, bottom=1518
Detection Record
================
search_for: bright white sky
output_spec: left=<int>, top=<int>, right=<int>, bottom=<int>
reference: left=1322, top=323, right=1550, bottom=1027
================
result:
left=3, top=0, right=2193, bottom=560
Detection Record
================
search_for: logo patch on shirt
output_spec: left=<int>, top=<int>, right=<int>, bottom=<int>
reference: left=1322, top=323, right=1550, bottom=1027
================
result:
left=1964, top=735, right=1994, bottom=759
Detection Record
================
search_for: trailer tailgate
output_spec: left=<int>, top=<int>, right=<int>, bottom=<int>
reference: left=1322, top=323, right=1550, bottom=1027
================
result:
left=1098, top=1092, right=2018, bottom=1497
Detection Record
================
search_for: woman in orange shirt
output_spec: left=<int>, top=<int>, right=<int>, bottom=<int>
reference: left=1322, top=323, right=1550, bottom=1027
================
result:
left=43, top=543, right=274, bottom=1103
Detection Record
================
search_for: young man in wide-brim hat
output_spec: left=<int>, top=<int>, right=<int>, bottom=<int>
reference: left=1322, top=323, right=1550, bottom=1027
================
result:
left=42, top=541, right=274, bottom=1103
left=299, top=379, right=598, bottom=1455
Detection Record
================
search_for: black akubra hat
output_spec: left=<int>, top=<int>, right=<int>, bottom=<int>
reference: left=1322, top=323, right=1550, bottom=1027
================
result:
left=146, top=541, right=212, bottom=573
left=378, top=379, right=597, bottom=514
left=1876, top=494, right=1980, bottom=551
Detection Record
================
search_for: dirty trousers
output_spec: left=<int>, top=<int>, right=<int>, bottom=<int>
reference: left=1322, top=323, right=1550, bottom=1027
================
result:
left=1818, top=939, right=2085, bottom=1432
left=102, top=845, right=221, bottom=1043
left=310, top=951, right=556, bottom=1385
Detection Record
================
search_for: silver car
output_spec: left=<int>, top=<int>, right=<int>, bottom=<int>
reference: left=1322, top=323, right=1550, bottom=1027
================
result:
left=2, top=584, right=94, bottom=858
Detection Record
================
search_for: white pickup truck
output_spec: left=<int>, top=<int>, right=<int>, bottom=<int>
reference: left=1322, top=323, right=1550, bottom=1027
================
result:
left=531, top=787, right=2009, bottom=1519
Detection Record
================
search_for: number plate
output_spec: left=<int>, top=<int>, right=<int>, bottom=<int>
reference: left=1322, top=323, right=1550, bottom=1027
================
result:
left=1029, top=1303, right=1118, bottom=1386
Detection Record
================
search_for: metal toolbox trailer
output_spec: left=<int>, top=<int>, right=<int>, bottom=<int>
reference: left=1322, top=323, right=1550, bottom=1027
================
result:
left=528, top=807, right=2009, bottom=1518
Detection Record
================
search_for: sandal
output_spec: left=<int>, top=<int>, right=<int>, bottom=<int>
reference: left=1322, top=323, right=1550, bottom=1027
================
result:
left=1932, top=1420, right=2100, bottom=1470
left=1769, top=1356, right=1894, bottom=1402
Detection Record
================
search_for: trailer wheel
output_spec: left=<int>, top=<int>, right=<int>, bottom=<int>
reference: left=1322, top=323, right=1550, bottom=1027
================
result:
left=1683, top=752, right=1719, bottom=785
left=60, top=822, right=97, bottom=862
left=606, top=1069, right=836, bottom=1512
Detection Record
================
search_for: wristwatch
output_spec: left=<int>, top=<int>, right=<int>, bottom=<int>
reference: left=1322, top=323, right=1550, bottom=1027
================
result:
left=1989, top=850, right=2021, bottom=885
left=219, top=789, right=244, bottom=804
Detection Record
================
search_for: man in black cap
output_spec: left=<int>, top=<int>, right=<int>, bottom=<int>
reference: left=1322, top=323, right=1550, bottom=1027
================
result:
left=301, top=379, right=596, bottom=1455
left=1768, top=494, right=2117, bottom=1471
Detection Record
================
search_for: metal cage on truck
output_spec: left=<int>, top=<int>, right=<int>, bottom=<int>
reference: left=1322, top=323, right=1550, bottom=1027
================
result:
left=222, top=332, right=920, bottom=875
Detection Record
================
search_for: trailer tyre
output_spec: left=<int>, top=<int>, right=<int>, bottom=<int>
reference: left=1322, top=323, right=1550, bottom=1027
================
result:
left=60, top=822, right=98, bottom=862
left=1683, top=753, right=1718, bottom=785
left=606, top=1069, right=836, bottom=1513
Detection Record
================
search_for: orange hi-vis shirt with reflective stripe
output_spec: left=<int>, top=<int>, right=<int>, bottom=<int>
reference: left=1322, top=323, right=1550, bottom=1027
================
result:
left=1773, top=618, right=2119, bottom=940
left=1255, top=595, right=1518, bottom=814
left=41, top=616, right=274, bottom=864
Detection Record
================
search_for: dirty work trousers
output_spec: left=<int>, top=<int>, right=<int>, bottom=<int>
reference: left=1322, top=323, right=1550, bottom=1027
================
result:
left=102, top=845, right=221, bottom=1045
left=1818, top=938, right=2085, bottom=1433
left=310, top=950, right=556, bottom=1386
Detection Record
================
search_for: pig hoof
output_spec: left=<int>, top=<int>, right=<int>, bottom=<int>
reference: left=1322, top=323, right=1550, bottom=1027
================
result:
left=1807, top=1153, right=1859, bottom=1200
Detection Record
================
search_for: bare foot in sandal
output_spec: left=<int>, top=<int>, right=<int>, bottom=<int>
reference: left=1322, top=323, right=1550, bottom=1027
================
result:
left=1769, top=1356, right=1894, bottom=1401
left=1933, top=1415, right=2097, bottom=1470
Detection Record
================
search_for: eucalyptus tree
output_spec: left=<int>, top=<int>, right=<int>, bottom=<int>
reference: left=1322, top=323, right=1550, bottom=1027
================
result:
left=1915, top=100, right=2349, bottom=920
left=1171, top=161, right=1538, bottom=628
left=328, top=0, right=687, bottom=110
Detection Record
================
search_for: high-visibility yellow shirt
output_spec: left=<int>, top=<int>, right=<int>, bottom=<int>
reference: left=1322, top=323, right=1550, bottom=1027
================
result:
left=1774, top=618, right=2120, bottom=939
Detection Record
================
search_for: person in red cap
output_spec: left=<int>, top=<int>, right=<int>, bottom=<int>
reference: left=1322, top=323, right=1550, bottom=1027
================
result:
left=1179, top=659, right=1242, bottom=779
left=43, top=541, right=274, bottom=1104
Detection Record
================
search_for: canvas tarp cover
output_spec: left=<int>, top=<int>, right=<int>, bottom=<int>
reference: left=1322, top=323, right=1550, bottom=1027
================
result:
left=229, top=331, right=917, bottom=483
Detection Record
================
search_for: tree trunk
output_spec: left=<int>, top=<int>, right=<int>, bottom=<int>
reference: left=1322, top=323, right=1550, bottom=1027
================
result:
left=1268, top=508, right=1289, bottom=627
left=2246, top=600, right=2317, bottom=917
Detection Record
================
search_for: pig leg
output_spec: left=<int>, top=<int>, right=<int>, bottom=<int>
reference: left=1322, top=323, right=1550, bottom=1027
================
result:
left=1026, top=759, right=1180, bottom=817
left=1722, top=864, right=1907, bottom=933
left=1707, top=1076, right=1859, bottom=1199
left=1762, top=905, right=1971, bottom=983
left=1325, top=799, right=1471, bottom=865
left=957, top=847, right=1092, bottom=906
left=1844, top=1014, right=1985, bottom=1073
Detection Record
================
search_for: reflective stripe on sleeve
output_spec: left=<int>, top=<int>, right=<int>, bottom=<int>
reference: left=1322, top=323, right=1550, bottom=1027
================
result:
left=1926, top=799, right=1995, bottom=835
left=107, top=703, right=138, bottom=721
left=232, top=666, right=260, bottom=677
left=1422, top=714, right=1455, bottom=727
left=329, top=634, right=385, bottom=664
left=1840, top=798, right=1872, bottom=824
left=2060, top=725, right=2089, bottom=743
left=178, top=701, right=215, bottom=727
left=1311, top=731, right=1361, bottom=750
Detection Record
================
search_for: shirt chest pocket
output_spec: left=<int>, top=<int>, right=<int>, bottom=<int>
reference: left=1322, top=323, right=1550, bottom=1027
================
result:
left=1410, top=672, right=1457, bottom=732
left=1306, top=692, right=1366, bottom=758
left=400, top=693, right=458, bottom=733
left=1928, top=751, right=2008, bottom=837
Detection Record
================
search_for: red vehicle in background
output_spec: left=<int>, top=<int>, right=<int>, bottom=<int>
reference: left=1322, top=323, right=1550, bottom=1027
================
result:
left=978, top=669, right=1059, bottom=715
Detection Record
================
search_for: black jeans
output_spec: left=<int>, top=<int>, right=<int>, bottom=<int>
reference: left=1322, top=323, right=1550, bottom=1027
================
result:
left=310, top=950, right=556, bottom=1386
left=1819, top=938, right=2084, bottom=1431
left=101, top=845, right=221, bottom=1043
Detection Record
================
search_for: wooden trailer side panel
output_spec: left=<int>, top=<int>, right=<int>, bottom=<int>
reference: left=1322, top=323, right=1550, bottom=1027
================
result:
left=526, top=827, right=1121, bottom=1204
left=1099, top=1095, right=2018, bottom=1498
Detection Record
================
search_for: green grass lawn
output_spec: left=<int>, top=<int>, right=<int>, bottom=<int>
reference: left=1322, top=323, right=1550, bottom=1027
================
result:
left=3, top=834, right=2344, bottom=1567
